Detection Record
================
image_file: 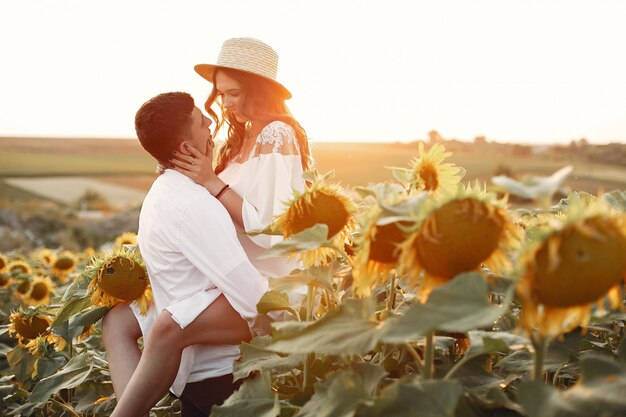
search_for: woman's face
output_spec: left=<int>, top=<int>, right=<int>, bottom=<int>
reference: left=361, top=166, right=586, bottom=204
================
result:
left=215, top=71, right=246, bottom=123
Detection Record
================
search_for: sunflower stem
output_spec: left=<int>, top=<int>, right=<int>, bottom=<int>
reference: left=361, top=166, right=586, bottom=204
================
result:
left=336, top=247, right=354, bottom=267
left=51, top=398, right=80, bottom=417
left=302, top=285, right=317, bottom=392
left=67, top=336, right=74, bottom=404
left=424, top=331, right=435, bottom=379
left=286, top=307, right=301, bottom=321
left=379, top=272, right=398, bottom=366
left=532, top=333, right=549, bottom=382
left=387, top=272, right=397, bottom=311
left=404, top=343, right=425, bottom=375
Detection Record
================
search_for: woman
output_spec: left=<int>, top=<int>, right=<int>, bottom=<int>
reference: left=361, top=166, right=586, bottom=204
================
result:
left=104, top=37, right=311, bottom=417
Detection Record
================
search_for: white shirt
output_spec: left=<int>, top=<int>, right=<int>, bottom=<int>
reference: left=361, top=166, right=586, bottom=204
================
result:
left=219, top=120, right=305, bottom=278
left=134, top=169, right=269, bottom=396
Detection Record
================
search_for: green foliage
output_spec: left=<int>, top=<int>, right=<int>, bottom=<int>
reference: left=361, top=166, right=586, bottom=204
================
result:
left=269, top=298, right=381, bottom=355
left=382, top=273, right=514, bottom=342
left=1, top=156, right=625, bottom=417
left=211, top=371, right=280, bottom=417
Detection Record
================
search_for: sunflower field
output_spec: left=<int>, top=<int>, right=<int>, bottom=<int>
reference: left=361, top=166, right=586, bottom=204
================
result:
left=1, top=143, right=626, bottom=417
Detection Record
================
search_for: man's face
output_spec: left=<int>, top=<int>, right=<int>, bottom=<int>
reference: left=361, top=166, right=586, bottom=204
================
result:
left=187, top=106, right=214, bottom=156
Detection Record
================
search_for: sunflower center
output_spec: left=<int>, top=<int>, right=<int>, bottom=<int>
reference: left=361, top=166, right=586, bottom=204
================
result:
left=30, top=282, right=49, bottom=301
left=97, top=257, right=148, bottom=301
left=0, top=275, right=9, bottom=287
left=0, top=257, right=7, bottom=270
left=531, top=216, right=626, bottom=308
left=369, top=222, right=408, bottom=264
left=419, top=163, right=439, bottom=191
left=17, top=280, right=31, bottom=294
left=414, top=198, right=505, bottom=280
left=287, top=191, right=350, bottom=239
left=54, top=257, right=75, bottom=271
left=14, top=316, right=50, bottom=340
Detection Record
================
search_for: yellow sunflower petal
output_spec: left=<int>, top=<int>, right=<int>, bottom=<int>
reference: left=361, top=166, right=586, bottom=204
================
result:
left=114, top=232, right=138, bottom=249
left=273, top=175, right=356, bottom=268
left=22, top=275, right=55, bottom=306
left=51, top=251, right=78, bottom=282
left=406, top=142, right=463, bottom=193
left=86, top=249, right=153, bottom=315
left=399, top=184, right=519, bottom=299
left=517, top=198, right=626, bottom=336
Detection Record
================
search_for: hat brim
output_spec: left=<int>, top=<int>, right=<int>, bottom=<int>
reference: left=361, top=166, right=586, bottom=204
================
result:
left=194, top=64, right=292, bottom=100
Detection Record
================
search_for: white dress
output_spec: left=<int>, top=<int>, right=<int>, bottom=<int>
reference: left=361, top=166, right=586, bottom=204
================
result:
left=218, top=120, right=305, bottom=278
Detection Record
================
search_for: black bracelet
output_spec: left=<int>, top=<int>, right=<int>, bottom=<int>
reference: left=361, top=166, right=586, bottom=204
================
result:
left=215, top=184, right=230, bottom=200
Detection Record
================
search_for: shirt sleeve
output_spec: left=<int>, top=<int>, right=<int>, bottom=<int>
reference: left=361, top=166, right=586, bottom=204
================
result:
left=242, top=121, right=306, bottom=248
left=175, top=196, right=269, bottom=325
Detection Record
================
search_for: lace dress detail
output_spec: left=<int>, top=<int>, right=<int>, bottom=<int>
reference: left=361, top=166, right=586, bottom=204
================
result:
left=249, top=121, right=300, bottom=159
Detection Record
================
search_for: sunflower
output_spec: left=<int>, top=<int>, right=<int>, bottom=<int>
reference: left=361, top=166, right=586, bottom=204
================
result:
left=399, top=184, right=520, bottom=299
left=83, top=246, right=96, bottom=260
left=7, top=259, right=33, bottom=276
left=517, top=198, right=626, bottom=337
left=0, top=258, right=11, bottom=288
left=22, top=275, right=55, bottom=306
left=391, top=142, right=463, bottom=193
left=272, top=175, right=357, bottom=267
left=86, top=249, right=152, bottom=314
left=352, top=204, right=412, bottom=296
left=8, top=309, right=65, bottom=352
left=15, top=276, right=32, bottom=296
left=114, top=232, right=138, bottom=249
left=51, top=251, right=77, bottom=282
left=0, top=273, right=11, bottom=289
left=0, top=254, right=8, bottom=273
left=31, top=248, right=57, bottom=267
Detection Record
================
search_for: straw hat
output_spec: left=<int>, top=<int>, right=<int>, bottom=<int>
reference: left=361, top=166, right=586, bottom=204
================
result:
left=194, top=37, right=291, bottom=99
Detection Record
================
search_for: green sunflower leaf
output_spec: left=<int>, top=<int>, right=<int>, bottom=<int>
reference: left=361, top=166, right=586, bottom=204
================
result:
left=258, top=224, right=333, bottom=259
left=51, top=296, right=92, bottom=328
left=256, top=291, right=292, bottom=314
left=381, top=273, right=514, bottom=343
left=233, top=336, right=305, bottom=381
left=29, top=352, right=93, bottom=404
left=268, top=298, right=382, bottom=355
left=210, top=370, right=280, bottom=417
left=361, top=377, right=462, bottom=417
left=297, top=368, right=377, bottom=417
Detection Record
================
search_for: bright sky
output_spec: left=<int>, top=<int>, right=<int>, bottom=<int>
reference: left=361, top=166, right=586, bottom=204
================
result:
left=1, top=0, right=625, bottom=145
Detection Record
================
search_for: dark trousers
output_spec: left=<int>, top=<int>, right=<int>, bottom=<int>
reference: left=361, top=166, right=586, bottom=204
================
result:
left=177, top=373, right=241, bottom=417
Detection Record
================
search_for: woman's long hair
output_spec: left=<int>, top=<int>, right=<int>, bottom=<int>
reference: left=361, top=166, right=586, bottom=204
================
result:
left=205, top=68, right=311, bottom=175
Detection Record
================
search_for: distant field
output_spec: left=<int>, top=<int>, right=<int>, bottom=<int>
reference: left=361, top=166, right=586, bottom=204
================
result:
left=311, top=142, right=626, bottom=194
left=0, top=137, right=155, bottom=176
left=1, top=137, right=624, bottom=204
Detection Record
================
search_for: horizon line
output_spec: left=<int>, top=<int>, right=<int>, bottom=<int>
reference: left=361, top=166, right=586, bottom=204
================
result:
left=0, top=134, right=623, bottom=147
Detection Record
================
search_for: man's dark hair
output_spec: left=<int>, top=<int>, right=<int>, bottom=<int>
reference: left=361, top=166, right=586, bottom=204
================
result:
left=135, top=92, right=195, bottom=164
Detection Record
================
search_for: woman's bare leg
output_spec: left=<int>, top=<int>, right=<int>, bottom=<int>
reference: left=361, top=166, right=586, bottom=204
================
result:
left=110, top=295, right=251, bottom=417
left=102, top=303, right=142, bottom=399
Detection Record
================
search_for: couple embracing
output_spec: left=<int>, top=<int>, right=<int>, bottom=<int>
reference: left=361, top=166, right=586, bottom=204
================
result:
left=104, top=37, right=311, bottom=417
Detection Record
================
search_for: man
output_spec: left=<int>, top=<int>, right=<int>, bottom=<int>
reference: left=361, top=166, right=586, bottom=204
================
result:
left=106, top=92, right=270, bottom=417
